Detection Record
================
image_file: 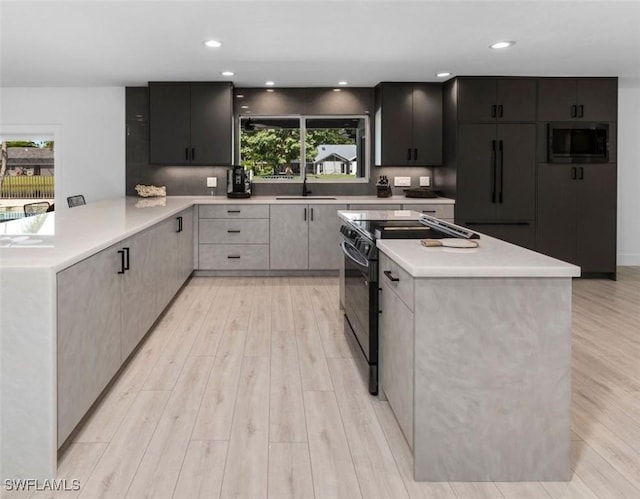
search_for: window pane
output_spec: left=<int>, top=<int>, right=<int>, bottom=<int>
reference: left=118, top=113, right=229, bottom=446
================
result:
left=305, top=117, right=366, bottom=181
left=239, top=117, right=301, bottom=180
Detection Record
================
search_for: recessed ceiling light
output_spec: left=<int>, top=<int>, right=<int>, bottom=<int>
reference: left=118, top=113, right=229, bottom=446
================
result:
left=204, top=40, right=222, bottom=48
left=265, top=81, right=275, bottom=86
left=338, top=81, right=348, bottom=86
left=436, top=72, right=452, bottom=78
left=236, top=94, right=244, bottom=98
left=490, top=41, right=515, bottom=49
left=266, top=89, right=275, bottom=93
left=221, top=71, right=234, bottom=76
left=333, top=88, right=342, bottom=92
left=241, top=105, right=249, bottom=109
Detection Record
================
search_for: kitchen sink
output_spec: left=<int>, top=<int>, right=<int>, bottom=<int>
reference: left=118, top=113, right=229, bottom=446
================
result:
left=275, top=196, right=337, bottom=200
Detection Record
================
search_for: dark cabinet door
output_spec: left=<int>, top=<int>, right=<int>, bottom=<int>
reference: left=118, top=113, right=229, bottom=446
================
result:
left=457, top=79, right=496, bottom=122
left=536, top=164, right=578, bottom=264
left=496, top=124, right=536, bottom=220
left=379, top=85, right=413, bottom=165
left=537, top=79, right=578, bottom=121
left=457, top=78, right=536, bottom=122
left=456, top=124, right=498, bottom=221
left=412, top=84, right=442, bottom=165
left=190, top=84, right=232, bottom=166
left=497, top=79, right=537, bottom=122
left=576, top=165, right=617, bottom=273
left=577, top=79, right=618, bottom=122
left=149, top=84, right=191, bottom=165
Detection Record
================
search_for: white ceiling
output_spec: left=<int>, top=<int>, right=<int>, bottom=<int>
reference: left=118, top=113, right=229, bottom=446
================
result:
left=2, top=0, right=640, bottom=88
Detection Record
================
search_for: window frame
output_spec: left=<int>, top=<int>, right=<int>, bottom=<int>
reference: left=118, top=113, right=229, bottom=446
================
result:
left=238, top=114, right=370, bottom=183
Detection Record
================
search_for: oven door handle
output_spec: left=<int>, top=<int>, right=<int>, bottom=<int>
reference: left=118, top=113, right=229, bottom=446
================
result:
left=341, top=240, right=369, bottom=268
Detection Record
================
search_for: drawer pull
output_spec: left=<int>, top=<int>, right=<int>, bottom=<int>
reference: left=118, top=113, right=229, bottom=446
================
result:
left=227, top=255, right=241, bottom=259
left=227, top=230, right=241, bottom=233
left=422, top=210, right=436, bottom=214
left=383, top=270, right=399, bottom=282
left=227, top=210, right=241, bottom=214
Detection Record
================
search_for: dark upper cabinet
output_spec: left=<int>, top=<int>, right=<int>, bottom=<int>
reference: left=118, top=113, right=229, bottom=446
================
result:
left=235, top=88, right=306, bottom=115
left=375, top=83, right=442, bottom=166
left=304, top=88, right=373, bottom=115
left=537, top=78, right=617, bottom=122
left=456, top=123, right=536, bottom=223
left=149, top=82, right=232, bottom=166
left=537, top=164, right=616, bottom=275
left=457, top=78, right=537, bottom=122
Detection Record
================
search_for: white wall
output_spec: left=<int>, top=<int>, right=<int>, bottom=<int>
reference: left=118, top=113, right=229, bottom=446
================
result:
left=0, top=87, right=125, bottom=208
left=618, top=85, right=640, bottom=265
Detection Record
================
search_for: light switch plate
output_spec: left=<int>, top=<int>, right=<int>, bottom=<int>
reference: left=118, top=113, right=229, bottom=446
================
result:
left=394, top=176, right=411, bottom=187
left=206, top=177, right=217, bottom=188
left=419, top=176, right=431, bottom=187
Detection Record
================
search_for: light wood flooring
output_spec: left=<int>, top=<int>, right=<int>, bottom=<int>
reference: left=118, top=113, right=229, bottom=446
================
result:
left=6, top=269, right=640, bottom=499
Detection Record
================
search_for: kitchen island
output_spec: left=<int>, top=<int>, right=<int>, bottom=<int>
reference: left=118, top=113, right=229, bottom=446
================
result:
left=338, top=210, right=580, bottom=482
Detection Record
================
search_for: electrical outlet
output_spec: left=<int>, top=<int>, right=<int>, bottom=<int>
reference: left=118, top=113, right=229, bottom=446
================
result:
left=394, top=176, right=411, bottom=187
left=206, top=177, right=217, bottom=188
left=419, top=176, right=431, bottom=187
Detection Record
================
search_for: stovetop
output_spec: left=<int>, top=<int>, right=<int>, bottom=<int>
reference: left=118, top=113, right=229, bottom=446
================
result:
left=349, top=219, right=451, bottom=240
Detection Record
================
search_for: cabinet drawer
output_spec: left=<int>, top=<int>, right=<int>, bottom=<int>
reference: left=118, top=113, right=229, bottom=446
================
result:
left=199, top=204, right=269, bottom=219
left=198, top=244, right=269, bottom=269
left=379, top=252, right=414, bottom=311
left=199, top=219, right=269, bottom=244
left=402, top=203, right=454, bottom=220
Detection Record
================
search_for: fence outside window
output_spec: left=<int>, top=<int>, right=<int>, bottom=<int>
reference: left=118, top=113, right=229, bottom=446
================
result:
left=0, top=176, right=55, bottom=199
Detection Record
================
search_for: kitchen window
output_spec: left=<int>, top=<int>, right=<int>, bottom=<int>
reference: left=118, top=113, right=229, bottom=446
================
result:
left=239, top=115, right=368, bottom=182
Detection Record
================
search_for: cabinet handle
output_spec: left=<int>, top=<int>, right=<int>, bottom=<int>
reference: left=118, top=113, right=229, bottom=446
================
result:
left=491, top=140, right=497, bottom=203
left=414, top=148, right=418, bottom=161
left=191, top=147, right=196, bottom=161
left=304, top=208, right=307, bottom=221
left=310, top=208, right=314, bottom=221
left=176, top=216, right=182, bottom=233
left=491, top=104, right=497, bottom=118
left=421, top=210, right=436, bottom=214
left=117, top=250, right=126, bottom=274
left=571, top=105, right=577, bottom=118
left=185, top=147, right=189, bottom=161
left=383, top=270, right=399, bottom=282
left=227, top=209, right=241, bottom=214
left=123, top=247, right=130, bottom=271
left=498, top=105, right=504, bottom=118
left=407, top=148, right=412, bottom=161
left=227, top=229, right=241, bottom=233
left=227, top=255, right=241, bottom=259
left=578, top=105, right=584, bottom=118
left=578, top=167, right=584, bottom=180
left=498, top=140, right=504, bottom=204
left=571, top=167, right=577, bottom=180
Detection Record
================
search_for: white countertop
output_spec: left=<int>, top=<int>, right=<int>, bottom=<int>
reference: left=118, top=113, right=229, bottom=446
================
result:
left=0, top=195, right=453, bottom=271
left=377, top=237, right=580, bottom=278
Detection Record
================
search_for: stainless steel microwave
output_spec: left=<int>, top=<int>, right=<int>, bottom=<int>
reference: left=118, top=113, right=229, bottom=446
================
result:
left=548, top=123, right=609, bottom=163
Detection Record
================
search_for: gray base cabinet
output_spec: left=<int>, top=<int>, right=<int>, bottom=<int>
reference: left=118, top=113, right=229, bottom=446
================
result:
left=56, top=208, right=195, bottom=446
left=270, top=203, right=346, bottom=270
left=379, top=260, right=414, bottom=448
left=198, top=204, right=270, bottom=270
left=57, top=246, right=122, bottom=446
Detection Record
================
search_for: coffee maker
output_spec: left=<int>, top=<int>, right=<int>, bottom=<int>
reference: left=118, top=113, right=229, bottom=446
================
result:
left=227, top=165, right=252, bottom=199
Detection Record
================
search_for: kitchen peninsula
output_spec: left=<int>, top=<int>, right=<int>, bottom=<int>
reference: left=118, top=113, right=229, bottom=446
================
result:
left=0, top=195, right=452, bottom=480
left=339, top=209, right=580, bottom=481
